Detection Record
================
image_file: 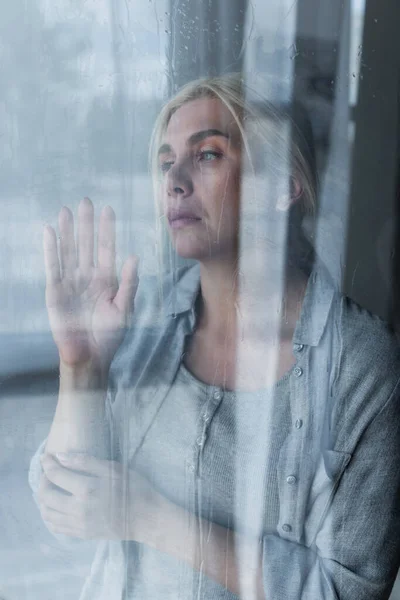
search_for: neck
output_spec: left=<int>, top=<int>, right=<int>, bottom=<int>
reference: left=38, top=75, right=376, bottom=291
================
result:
left=197, top=256, right=309, bottom=345
left=197, top=257, right=240, bottom=339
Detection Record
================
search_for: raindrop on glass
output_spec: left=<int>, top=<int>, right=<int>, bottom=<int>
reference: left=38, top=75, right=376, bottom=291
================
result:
left=289, top=44, right=299, bottom=60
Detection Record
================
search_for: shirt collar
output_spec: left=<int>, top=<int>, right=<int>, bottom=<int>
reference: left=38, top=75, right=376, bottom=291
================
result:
left=292, top=262, right=336, bottom=347
left=165, top=263, right=201, bottom=317
left=165, top=261, right=336, bottom=348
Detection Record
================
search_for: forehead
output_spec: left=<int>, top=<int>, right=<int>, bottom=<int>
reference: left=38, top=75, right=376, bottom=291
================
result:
left=163, top=97, right=240, bottom=144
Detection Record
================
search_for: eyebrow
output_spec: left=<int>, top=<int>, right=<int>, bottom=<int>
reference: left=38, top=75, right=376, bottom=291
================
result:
left=157, top=128, right=229, bottom=156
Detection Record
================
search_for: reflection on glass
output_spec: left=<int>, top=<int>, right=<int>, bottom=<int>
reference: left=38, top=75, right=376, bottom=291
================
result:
left=0, top=1, right=398, bottom=599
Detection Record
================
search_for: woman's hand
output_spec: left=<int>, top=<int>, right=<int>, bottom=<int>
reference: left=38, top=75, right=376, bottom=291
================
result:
left=43, top=198, right=139, bottom=371
left=38, top=454, right=264, bottom=597
left=38, top=453, right=164, bottom=541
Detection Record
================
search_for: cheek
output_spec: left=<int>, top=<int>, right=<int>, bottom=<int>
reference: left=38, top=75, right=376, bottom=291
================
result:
left=197, top=167, right=240, bottom=212
left=216, top=169, right=241, bottom=216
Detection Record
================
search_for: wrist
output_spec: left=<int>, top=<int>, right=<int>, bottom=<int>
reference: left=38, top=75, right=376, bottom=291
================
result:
left=59, top=359, right=110, bottom=392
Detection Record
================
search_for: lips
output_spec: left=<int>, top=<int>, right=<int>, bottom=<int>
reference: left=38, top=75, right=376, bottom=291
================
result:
left=167, top=208, right=202, bottom=228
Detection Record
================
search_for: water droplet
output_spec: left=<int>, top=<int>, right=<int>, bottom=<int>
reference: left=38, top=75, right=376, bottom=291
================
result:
left=289, top=44, right=299, bottom=60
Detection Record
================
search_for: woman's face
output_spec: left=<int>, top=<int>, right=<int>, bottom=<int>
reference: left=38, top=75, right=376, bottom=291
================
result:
left=158, top=97, right=242, bottom=261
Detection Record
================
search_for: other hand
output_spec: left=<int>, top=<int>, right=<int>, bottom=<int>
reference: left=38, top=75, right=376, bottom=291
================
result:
left=43, top=198, right=139, bottom=371
left=38, top=453, right=163, bottom=541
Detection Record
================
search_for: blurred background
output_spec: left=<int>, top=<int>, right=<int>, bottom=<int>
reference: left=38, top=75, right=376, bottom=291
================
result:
left=0, top=0, right=399, bottom=597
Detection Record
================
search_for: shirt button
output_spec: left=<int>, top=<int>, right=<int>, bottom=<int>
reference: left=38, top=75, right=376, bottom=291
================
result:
left=282, top=524, right=292, bottom=533
left=286, top=475, right=297, bottom=485
left=293, top=366, right=303, bottom=378
left=196, top=435, right=206, bottom=447
left=202, top=412, right=210, bottom=423
left=295, top=419, right=303, bottom=429
left=213, top=390, right=223, bottom=401
left=294, top=343, right=304, bottom=352
left=187, top=463, right=195, bottom=473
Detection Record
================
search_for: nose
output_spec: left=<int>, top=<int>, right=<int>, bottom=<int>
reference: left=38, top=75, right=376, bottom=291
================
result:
left=166, top=161, right=193, bottom=199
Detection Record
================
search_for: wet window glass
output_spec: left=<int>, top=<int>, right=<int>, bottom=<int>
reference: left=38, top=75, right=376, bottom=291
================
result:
left=1, top=1, right=399, bottom=599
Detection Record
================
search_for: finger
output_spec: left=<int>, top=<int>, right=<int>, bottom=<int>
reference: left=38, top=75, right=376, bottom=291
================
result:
left=58, top=206, right=76, bottom=276
left=56, top=453, right=123, bottom=479
left=113, top=256, right=139, bottom=315
left=48, top=525, right=92, bottom=539
left=41, top=454, right=94, bottom=496
left=78, top=197, right=94, bottom=272
left=97, top=205, right=116, bottom=275
left=40, top=505, right=75, bottom=527
left=43, top=225, right=61, bottom=285
left=38, top=473, right=72, bottom=513
left=44, top=521, right=85, bottom=538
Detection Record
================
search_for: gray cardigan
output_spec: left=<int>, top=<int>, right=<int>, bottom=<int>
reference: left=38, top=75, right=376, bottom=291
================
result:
left=30, top=262, right=400, bottom=599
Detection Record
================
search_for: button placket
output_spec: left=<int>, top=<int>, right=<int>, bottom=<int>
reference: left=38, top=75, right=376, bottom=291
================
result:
left=279, top=467, right=299, bottom=536
left=278, top=370, right=307, bottom=540
left=280, top=348, right=307, bottom=543
left=196, top=434, right=206, bottom=448
left=202, top=412, right=210, bottom=423
left=189, top=388, right=223, bottom=477
left=213, top=390, right=223, bottom=402
left=186, top=461, right=196, bottom=473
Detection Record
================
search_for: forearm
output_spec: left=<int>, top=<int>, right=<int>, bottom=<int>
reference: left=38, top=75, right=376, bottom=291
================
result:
left=146, top=498, right=265, bottom=599
left=45, top=361, right=110, bottom=458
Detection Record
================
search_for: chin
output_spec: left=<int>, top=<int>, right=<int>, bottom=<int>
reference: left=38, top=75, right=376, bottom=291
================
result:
left=173, top=240, right=237, bottom=264
left=169, top=226, right=238, bottom=262
left=168, top=228, right=205, bottom=260
left=173, top=241, right=209, bottom=261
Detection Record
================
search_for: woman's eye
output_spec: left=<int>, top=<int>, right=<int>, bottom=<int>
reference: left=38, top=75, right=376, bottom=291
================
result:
left=160, top=160, right=173, bottom=173
left=197, top=150, right=222, bottom=162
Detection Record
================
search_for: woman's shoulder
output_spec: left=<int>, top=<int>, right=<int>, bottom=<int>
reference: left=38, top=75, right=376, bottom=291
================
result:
left=328, top=291, right=400, bottom=447
left=334, top=292, right=400, bottom=374
left=311, top=263, right=399, bottom=373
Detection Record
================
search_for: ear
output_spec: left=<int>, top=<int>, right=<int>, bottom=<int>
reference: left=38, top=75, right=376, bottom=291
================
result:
left=290, top=176, right=303, bottom=202
left=276, top=176, right=303, bottom=212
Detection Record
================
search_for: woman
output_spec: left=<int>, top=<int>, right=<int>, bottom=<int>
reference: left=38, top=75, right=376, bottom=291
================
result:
left=30, top=74, right=400, bottom=599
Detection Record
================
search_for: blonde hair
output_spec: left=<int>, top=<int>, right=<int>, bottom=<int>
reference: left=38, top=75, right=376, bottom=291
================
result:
left=148, top=73, right=317, bottom=276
